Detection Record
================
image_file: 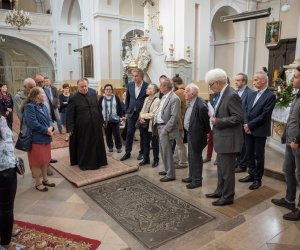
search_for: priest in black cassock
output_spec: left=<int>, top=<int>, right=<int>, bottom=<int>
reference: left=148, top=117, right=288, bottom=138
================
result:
left=66, top=79, right=107, bottom=170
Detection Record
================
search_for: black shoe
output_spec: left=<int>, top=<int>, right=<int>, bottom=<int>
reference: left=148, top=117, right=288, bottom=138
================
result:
left=42, top=180, right=56, bottom=187
left=160, top=176, right=176, bottom=182
left=152, top=161, right=159, bottom=168
left=271, top=198, right=295, bottom=210
left=205, top=192, right=222, bottom=199
left=239, top=175, right=254, bottom=183
left=235, top=167, right=247, bottom=173
left=120, top=153, right=131, bottom=161
left=212, top=199, right=233, bottom=206
left=182, top=177, right=192, bottom=183
left=137, top=154, right=144, bottom=160
left=249, top=180, right=261, bottom=190
left=50, top=159, right=58, bottom=163
left=186, top=183, right=202, bottom=189
left=158, top=171, right=167, bottom=175
left=138, top=160, right=150, bottom=166
left=283, top=209, right=300, bottom=221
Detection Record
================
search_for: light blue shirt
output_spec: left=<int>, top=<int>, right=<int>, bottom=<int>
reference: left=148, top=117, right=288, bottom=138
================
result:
left=0, top=116, right=16, bottom=171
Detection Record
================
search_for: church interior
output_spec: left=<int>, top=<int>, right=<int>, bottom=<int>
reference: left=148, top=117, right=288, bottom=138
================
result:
left=0, top=0, right=300, bottom=249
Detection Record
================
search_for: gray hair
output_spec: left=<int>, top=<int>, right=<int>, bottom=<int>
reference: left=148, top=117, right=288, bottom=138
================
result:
left=236, top=72, right=248, bottom=84
left=150, top=83, right=159, bottom=94
left=186, top=83, right=199, bottom=95
left=161, top=78, right=173, bottom=90
left=255, top=71, right=268, bottom=83
left=23, top=78, right=36, bottom=87
left=205, top=68, right=227, bottom=86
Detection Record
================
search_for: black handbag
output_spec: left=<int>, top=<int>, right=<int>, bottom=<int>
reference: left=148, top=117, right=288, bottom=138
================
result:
left=15, top=118, right=32, bottom=152
left=135, top=97, right=156, bottom=130
left=15, top=157, right=25, bottom=176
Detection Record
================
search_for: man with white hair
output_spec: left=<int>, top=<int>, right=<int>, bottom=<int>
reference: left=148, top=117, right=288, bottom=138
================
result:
left=182, top=83, right=210, bottom=189
left=239, top=71, right=276, bottom=190
left=14, top=78, right=36, bottom=121
left=205, top=68, right=244, bottom=206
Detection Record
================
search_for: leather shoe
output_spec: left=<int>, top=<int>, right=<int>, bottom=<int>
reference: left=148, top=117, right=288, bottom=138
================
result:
left=160, top=176, right=175, bottom=182
left=239, top=175, right=254, bottom=183
left=205, top=192, right=221, bottom=199
left=271, top=198, right=295, bottom=210
left=249, top=180, right=261, bottom=190
left=138, top=160, right=150, bottom=166
left=152, top=161, right=159, bottom=168
left=186, top=183, right=202, bottom=189
left=42, top=180, right=56, bottom=187
left=283, top=208, right=300, bottom=221
left=182, top=177, right=192, bottom=183
left=203, top=158, right=211, bottom=163
left=158, top=171, right=167, bottom=175
left=137, top=153, right=144, bottom=160
left=212, top=199, right=233, bottom=206
left=120, top=153, right=131, bottom=161
left=235, top=167, right=247, bottom=173
left=50, top=159, right=58, bottom=163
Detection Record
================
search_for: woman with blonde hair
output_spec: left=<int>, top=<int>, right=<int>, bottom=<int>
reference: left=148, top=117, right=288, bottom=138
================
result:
left=23, top=87, right=55, bottom=192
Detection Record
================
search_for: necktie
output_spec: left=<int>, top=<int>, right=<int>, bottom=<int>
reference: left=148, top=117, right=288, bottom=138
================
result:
left=212, top=93, right=220, bottom=108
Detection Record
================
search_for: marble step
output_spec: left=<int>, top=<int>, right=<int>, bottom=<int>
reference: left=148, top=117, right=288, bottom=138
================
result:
left=198, top=207, right=298, bottom=250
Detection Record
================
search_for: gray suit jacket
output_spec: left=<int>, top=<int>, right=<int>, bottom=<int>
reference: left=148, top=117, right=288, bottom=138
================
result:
left=213, top=86, right=244, bottom=154
left=158, top=91, right=180, bottom=140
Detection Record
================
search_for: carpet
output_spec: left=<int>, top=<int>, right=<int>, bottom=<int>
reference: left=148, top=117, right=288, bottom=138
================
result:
left=12, top=220, right=100, bottom=249
left=12, top=112, right=69, bottom=149
left=50, top=147, right=139, bottom=187
left=84, top=175, right=214, bottom=249
left=214, top=186, right=279, bottom=218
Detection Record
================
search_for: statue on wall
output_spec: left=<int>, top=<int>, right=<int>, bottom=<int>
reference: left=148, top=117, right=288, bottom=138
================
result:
left=137, top=45, right=151, bottom=71
left=122, top=46, right=136, bottom=68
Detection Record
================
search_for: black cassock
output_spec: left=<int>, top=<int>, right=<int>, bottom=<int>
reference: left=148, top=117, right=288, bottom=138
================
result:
left=66, top=92, right=107, bottom=170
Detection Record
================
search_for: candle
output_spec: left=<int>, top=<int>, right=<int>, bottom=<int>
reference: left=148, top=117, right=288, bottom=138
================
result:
left=274, top=69, right=279, bottom=81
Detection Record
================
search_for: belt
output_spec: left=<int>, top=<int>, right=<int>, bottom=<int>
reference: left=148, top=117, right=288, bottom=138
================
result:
left=157, top=123, right=165, bottom=125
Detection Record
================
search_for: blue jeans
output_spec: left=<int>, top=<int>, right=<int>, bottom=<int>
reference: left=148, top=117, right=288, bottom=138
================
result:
left=283, top=145, right=300, bottom=208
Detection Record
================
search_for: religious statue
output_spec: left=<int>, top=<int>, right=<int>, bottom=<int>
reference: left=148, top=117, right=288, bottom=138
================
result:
left=137, top=45, right=151, bottom=71
left=122, top=46, right=136, bottom=68
left=142, top=0, right=155, bottom=7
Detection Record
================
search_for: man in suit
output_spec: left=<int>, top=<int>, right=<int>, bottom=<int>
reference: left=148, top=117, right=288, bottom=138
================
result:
left=155, top=78, right=180, bottom=182
left=205, top=68, right=244, bottom=206
left=120, top=68, right=148, bottom=161
left=271, top=66, right=300, bottom=221
left=44, top=77, right=63, bottom=134
left=182, top=83, right=210, bottom=188
left=234, top=73, right=254, bottom=173
left=239, top=71, right=276, bottom=190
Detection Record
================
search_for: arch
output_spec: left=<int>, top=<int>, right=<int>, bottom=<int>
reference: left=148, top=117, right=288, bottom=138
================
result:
left=121, top=28, right=144, bottom=40
left=57, top=0, right=82, bottom=29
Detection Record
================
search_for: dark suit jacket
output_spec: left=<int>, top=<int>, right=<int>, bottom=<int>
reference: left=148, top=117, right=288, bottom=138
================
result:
left=50, top=86, right=59, bottom=109
left=245, top=88, right=276, bottom=137
left=125, top=81, right=148, bottom=118
left=188, top=97, right=211, bottom=150
left=43, top=87, right=56, bottom=122
left=240, top=86, right=255, bottom=111
left=213, top=86, right=244, bottom=154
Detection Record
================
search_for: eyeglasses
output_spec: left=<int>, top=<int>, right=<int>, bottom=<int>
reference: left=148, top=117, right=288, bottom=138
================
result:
left=209, top=82, right=216, bottom=88
left=104, top=88, right=112, bottom=91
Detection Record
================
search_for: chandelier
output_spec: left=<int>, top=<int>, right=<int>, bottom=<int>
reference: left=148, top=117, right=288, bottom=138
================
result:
left=5, top=0, right=31, bottom=31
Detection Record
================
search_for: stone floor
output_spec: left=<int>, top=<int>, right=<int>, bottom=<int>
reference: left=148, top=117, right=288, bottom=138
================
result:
left=14, top=139, right=300, bottom=250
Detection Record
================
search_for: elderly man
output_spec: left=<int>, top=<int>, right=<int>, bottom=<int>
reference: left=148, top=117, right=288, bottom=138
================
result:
left=271, top=66, right=300, bottom=221
left=182, top=83, right=210, bottom=188
left=239, top=71, right=276, bottom=190
left=155, top=78, right=180, bottom=182
left=205, top=68, right=244, bottom=206
left=234, top=73, right=254, bottom=173
left=14, top=78, right=36, bottom=121
left=67, top=78, right=107, bottom=170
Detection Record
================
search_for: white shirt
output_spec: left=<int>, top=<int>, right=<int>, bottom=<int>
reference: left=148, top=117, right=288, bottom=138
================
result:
left=155, top=91, right=172, bottom=124
left=135, top=82, right=143, bottom=98
left=252, top=86, right=267, bottom=107
left=237, top=86, right=246, bottom=98
left=214, top=84, right=228, bottom=112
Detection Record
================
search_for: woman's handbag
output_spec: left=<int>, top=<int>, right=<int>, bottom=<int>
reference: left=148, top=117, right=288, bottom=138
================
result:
left=15, top=157, right=25, bottom=176
left=15, top=118, right=32, bottom=152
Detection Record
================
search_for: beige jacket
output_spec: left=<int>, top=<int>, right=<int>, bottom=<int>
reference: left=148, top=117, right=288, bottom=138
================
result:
left=139, top=97, right=161, bottom=132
